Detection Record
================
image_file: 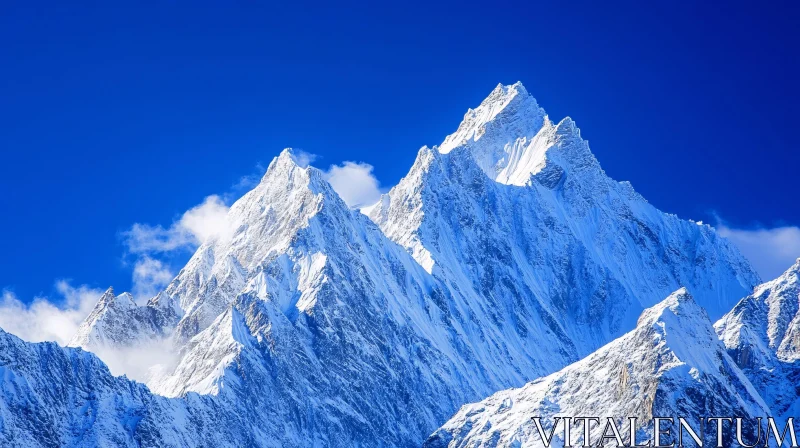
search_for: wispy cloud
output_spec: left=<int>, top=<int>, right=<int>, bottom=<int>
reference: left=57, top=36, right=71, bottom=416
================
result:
left=0, top=282, right=104, bottom=345
left=716, top=222, right=800, bottom=280
left=123, top=195, right=232, bottom=254
left=121, top=194, right=232, bottom=302
left=131, top=256, right=174, bottom=301
left=322, top=161, right=383, bottom=208
left=90, top=338, right=179, bottom=382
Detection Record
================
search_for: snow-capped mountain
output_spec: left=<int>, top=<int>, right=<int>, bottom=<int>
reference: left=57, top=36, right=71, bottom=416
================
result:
left=368, top=82, right=757, bottom=358
left=1, top=82, right=763, bottom=447
left=716, top=258, right=800, bottom=418
left=426, top=289, right=770, bottom=448
left=145, top=153, right=508, bottom=444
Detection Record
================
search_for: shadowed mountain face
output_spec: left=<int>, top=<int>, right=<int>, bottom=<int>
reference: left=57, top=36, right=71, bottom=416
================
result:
left=0, top=83, right=760, bottom=447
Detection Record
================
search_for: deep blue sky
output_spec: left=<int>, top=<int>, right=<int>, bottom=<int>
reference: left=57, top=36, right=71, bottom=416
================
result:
left=1, top=1, right=798, bottom=301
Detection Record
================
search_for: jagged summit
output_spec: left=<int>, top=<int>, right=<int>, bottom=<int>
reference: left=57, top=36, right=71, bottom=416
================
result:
left=279, top=147, right=308, bottom=166
left=369, top=82, right=756, bottom=321
left=438, top=81, right=554, bottom=185
left=438, top=82, right=542, bottom=153
left=787, top=257, right=800, bottom=274
left=434, top=82, right=603, bottom=190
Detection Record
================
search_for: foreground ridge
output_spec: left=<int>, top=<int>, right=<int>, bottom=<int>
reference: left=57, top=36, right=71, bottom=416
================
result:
left=426, top=289, right=771, bottom=447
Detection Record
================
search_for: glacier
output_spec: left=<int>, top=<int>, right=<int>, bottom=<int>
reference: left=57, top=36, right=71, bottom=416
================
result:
left=0, top=82, right=768, bottom=447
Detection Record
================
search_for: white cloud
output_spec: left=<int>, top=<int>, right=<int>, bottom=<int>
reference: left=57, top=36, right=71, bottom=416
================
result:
left=717, top=223, right=800, bottom=280
left=0, top=282, right=104, bottom=345
left=90, top=339, right=179, bottom=382
left=323, top=162, right=383, bottom=208
left=124, top=223, right=192, bottom=253
left=178, top=195, right=232, bottom=244
left=132, top=257, right=174, bottom=301
left=123, top=195, right=232, bottom=254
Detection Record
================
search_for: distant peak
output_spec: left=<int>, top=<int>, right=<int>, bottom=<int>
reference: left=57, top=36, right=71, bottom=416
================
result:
left=278, top=147, right=296, bottom=161
left=262, top=149, right=332, bottom=192
left=487, top=81, right=529, bottom=105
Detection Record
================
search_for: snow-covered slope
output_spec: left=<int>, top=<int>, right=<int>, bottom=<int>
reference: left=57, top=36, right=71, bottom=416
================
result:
left=715, top=259, right=800, bottom=417
left=1, top=82, right=763, bottom=447
left=426, top=289, right=770, bottom=448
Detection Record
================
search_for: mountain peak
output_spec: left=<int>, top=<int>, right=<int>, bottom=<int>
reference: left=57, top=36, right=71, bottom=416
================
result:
left=277, top=148, right=314, bottom=168
left=262, top=148, right=308, bottom=179
left=433, top=82, right=603, bottom=188
left=438, top=82, right=544, bottom=155
left=98, top=286, right=115, bottom=304
left=633, top=288, right=740, bottom=381
left=94, top=286, right=136, bottom=310
left=788, top=257, right=800, bottom=274
left=252, top=148, right=339, bottom=206
left=637, top=287, right=705, bottom=329
left=260, top=148, right=333, bottom=192
left=485, top=81, right=529, bottom=107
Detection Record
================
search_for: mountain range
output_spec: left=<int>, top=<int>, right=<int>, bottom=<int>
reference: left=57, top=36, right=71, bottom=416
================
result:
left=2, top=82, right=793, bottom=448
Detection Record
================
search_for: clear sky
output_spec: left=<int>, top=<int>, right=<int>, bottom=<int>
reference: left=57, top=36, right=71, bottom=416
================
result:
left=1, top=1, right=798, bottom=304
